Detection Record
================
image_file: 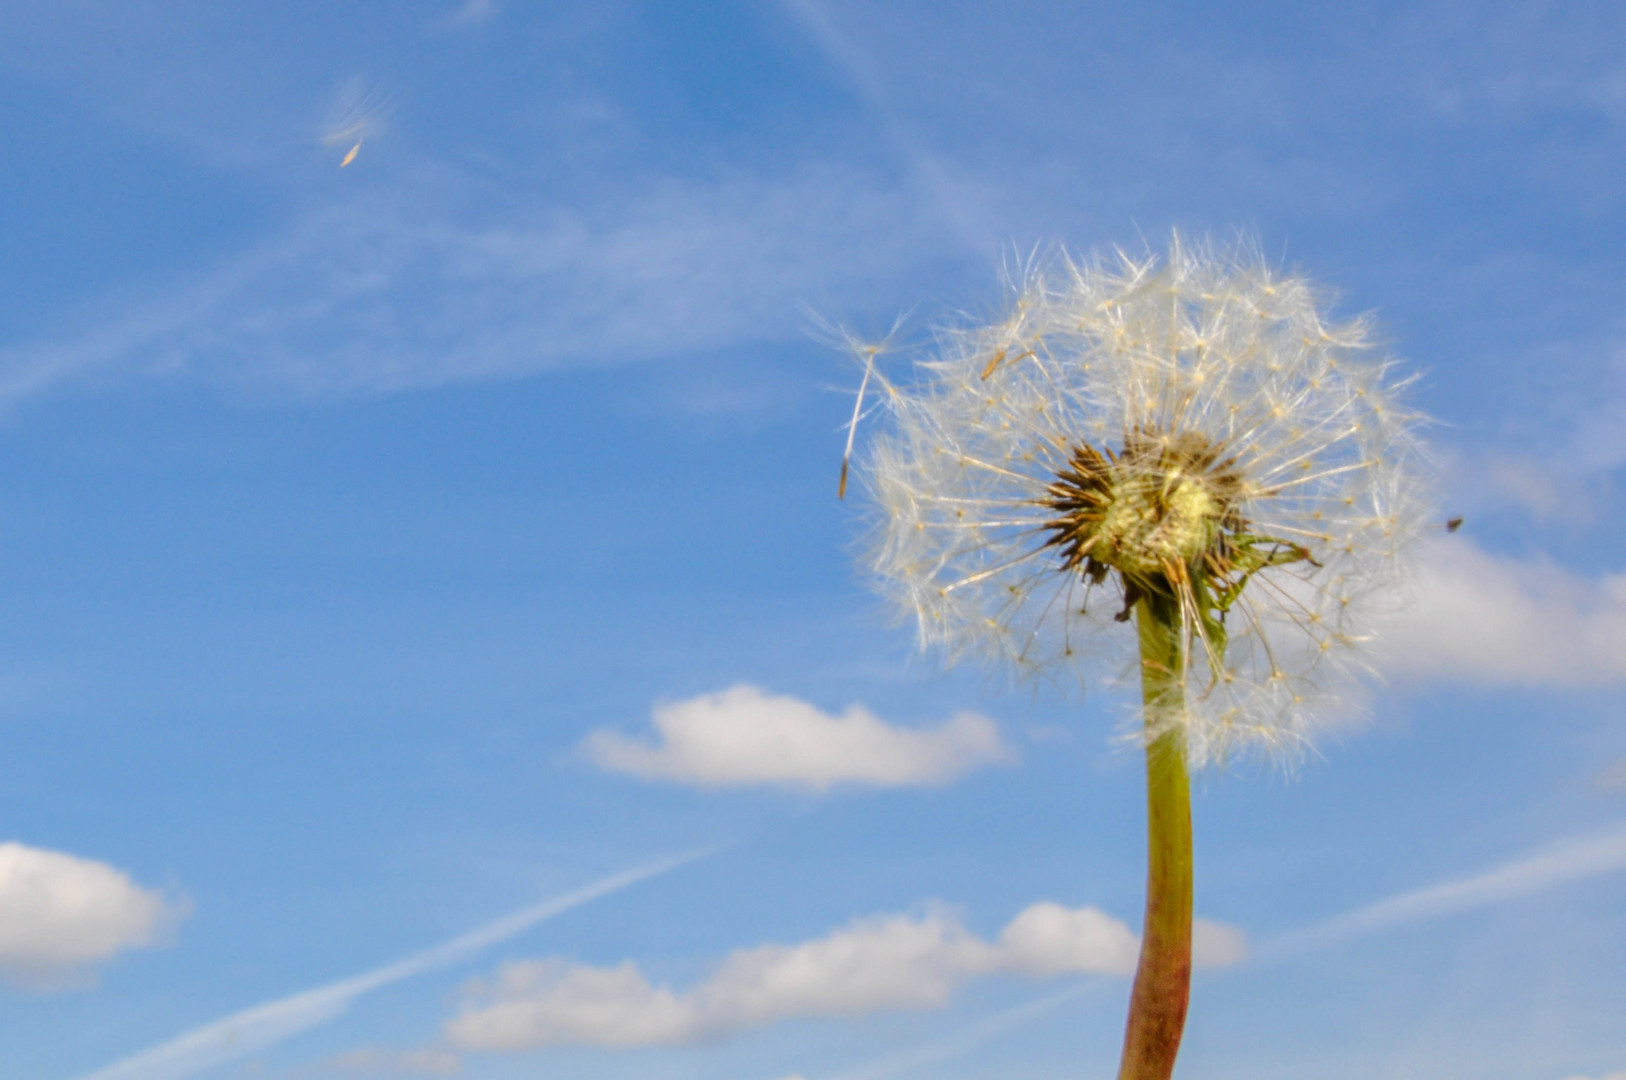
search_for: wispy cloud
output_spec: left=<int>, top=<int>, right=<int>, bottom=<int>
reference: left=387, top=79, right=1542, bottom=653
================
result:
left=0, top=842, right=184, bottom=988
left=444, top=0, right=497, bottom=27
left=1441, top=448, right=1600, bottom=526
left=773, top=0, right=990, bottom=252
left=583, top=685, right=1014, bottom=791
left=76, top=849, right=715, bottom=1080
left=1571, top=343, right=1626, bottom=472
left=0, top=164, right=954, bottom=406
left=446, top=901, right=1242, bottom=1051
left=1597, top=760, right=1626, bottom=792
left=1261, top=821, right=1626, bottom=958
left=1378, top=536, right=1626, bottom=688
left=1392, top=4, right=1626, bottom=128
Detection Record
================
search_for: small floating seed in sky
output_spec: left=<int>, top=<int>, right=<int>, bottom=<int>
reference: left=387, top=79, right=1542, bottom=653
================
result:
left=320, top=77, right=392, bottom=169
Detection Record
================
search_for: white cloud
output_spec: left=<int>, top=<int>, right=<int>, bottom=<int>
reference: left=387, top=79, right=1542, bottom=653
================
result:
left=446, top=901, right=1244, bottom=1051
left=446, top=908, right=990, bottom=1051
left=994, top=901, right=1138, bottom=976
left=1377, top=536, right=1626, bottom=688
left=1563, top=1073, right=1626, bottom=1080
left=1191, top=918, right=1249, bottom=968
left=583, top=685, right=1014, bottom=791
left=0, top=842, right=181, bottom=986
left=394, top=1050, right=461, bottom=1076
left=447, top=961, right=697, bottom=1051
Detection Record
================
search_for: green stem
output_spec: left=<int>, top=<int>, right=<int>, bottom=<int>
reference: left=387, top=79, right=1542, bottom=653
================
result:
left=1116, top=592, right=1194, bottom=1080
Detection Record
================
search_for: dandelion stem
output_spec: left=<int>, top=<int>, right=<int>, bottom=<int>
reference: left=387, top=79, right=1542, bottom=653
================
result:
left=1117, top=591, right=1194, bottom=1080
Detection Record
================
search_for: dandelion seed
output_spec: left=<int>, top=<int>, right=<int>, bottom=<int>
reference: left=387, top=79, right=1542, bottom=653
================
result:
left=320, top=77, right=392, bottom=168
left=821, top=312, right=907, bottom=501
left=846, top=235, right=1432, bottom=1080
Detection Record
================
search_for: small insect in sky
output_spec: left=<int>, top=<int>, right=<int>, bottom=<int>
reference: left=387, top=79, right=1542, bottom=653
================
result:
left=320, top=78, right=392, bottom=169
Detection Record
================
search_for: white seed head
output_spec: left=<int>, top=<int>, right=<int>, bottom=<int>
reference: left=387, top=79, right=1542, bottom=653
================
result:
left=855, top=237, right=1431, bottom=767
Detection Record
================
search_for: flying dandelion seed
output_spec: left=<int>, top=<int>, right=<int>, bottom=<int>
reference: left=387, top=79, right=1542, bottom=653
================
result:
left=320, top=78, right=392, bottom=168
left=847, top=234, right=1432, bottom=1079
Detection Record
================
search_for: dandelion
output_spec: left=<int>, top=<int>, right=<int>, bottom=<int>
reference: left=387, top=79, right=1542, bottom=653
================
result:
left=847, top=236, right=1430, bottom=1078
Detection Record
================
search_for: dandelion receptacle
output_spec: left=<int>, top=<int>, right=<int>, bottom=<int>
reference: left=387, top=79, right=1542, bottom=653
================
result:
left=847, top=237, right=1428, bottom=1078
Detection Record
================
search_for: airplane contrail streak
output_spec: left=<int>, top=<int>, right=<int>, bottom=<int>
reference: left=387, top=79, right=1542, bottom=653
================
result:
left=76, top=847, right=718, bottom=1080
left=1257, top=821, right=1626, bottom=958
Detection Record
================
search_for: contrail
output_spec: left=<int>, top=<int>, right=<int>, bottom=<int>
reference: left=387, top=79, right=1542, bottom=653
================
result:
left=825, top=980, right=1102, bottom=1080
left=77, top=848, right=718, bottom=1080
left=1258, top=820, right=1626, bottom=958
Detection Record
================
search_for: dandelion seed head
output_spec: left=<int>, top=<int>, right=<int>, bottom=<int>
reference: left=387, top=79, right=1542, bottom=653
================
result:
left=854, top=236, right=1432, bottom=767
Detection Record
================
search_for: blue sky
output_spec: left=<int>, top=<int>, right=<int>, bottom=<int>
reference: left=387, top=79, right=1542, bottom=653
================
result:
left=2, top=1, right=1625, bottom=1078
